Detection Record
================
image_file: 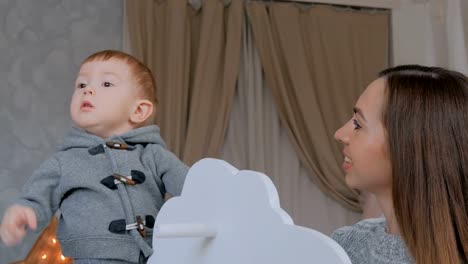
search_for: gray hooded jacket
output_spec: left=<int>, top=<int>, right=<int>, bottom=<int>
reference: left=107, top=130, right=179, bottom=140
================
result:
left=16, top=125, right=188, bottom=262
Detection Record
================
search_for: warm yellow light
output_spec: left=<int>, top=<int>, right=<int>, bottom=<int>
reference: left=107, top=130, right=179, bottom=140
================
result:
left=52, top=238, right=57, bottom=244
left=41, top=254, right=47, bottom=259
left=61, top=255, right=66, bottom=260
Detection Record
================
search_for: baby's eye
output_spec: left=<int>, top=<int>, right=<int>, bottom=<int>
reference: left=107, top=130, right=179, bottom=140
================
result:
left=103, top=82, right=113, bottom=87
left=77, top=83, right=86, bottom=89
left=352, top=119, right=362, bottom=130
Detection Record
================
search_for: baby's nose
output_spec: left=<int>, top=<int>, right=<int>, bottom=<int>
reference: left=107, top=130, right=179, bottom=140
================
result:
left=83, top=89, right=95, bottom=96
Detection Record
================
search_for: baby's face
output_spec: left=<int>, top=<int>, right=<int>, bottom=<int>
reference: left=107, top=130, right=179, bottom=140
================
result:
left=70, top=58, right=139, bottom=138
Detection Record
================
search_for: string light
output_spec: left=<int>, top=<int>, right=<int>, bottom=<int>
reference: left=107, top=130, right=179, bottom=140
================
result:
left=33, top=219, right=71, bottom=263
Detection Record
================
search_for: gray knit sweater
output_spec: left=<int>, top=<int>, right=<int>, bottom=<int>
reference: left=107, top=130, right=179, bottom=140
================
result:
left=331, top=218, right=414, bottom=264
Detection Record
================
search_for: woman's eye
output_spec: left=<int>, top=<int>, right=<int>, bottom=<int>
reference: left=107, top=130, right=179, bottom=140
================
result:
left=103, top=82, right=113, bottom=87
left=353, top=119, right=362, bottom=130
left=78, top=83, right=86, bottom=89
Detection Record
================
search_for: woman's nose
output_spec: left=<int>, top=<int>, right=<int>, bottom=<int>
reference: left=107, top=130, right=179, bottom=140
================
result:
left=334, top=123, right=349, bottom=144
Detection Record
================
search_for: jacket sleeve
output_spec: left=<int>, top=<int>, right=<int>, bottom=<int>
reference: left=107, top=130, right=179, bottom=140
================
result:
left=152, top=146, right=189, bottom=196
left=15, top=155, right=62, bottom=230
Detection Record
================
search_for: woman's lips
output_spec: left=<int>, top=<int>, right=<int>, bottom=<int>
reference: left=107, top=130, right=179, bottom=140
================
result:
left=342, top=156, right=352, bottom=171
left=343, top=162, right=353, bottom=171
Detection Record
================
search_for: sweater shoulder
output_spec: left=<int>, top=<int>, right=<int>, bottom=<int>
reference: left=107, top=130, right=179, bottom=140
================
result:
left=331, top=217, right=385, bottom=246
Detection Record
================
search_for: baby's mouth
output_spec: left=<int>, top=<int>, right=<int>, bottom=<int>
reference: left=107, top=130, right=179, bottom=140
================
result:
left=80, top=101, right=94, bottom=110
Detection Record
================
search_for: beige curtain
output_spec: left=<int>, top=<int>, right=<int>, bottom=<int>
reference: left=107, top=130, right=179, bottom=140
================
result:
left=126, top=0, right=243, bottom=165
left=247, top=3, right=390, bottom=211
left=221, top=14, right=360, bottom=234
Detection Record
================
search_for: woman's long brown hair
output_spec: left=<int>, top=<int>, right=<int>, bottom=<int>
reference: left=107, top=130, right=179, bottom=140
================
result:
left=380, top=65, right=468, bottom=264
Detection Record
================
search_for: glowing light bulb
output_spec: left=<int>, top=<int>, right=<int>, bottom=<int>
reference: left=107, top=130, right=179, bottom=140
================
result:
left=41, top=254, right=47, bottom=259
left=52, top=238, right=57, bottom=244
left=61, top=255, right=66, bottom=260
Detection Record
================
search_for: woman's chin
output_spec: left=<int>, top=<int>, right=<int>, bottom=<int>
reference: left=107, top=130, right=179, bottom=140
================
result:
left=344, top=173, right=361, bottom=189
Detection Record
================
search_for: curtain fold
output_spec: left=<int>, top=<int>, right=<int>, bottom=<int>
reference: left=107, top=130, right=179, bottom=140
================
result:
left=126, top=0, right=243, bottom=164
left=221, top=13, right=360, bottom=233
left=247, top=3, right=390, bottom=211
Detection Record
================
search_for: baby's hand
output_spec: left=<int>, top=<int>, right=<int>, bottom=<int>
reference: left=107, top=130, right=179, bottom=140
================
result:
left=0, top=205, right=37, bottom=246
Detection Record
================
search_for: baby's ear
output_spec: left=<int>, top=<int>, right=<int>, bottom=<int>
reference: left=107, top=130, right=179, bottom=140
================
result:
left=130, top=100, right=154, bottom=124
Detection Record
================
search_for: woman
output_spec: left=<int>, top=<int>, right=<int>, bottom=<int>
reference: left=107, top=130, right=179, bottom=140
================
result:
left=333, top=65, right=468, bottom=264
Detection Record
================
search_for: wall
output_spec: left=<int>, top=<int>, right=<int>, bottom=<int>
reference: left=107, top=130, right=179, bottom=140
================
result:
left=0, top=0, right=122, bottom=262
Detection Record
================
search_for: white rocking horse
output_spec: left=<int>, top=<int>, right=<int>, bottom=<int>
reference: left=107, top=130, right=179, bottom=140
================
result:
left=147, top=158, right=351, bottom=264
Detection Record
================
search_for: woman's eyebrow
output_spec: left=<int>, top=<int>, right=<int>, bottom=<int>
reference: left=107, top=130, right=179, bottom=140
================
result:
left=353, top=107, right=367, bottom=122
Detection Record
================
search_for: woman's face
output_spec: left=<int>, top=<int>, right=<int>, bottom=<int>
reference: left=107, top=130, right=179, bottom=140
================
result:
left=334, top=78, right=392, bottom=194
